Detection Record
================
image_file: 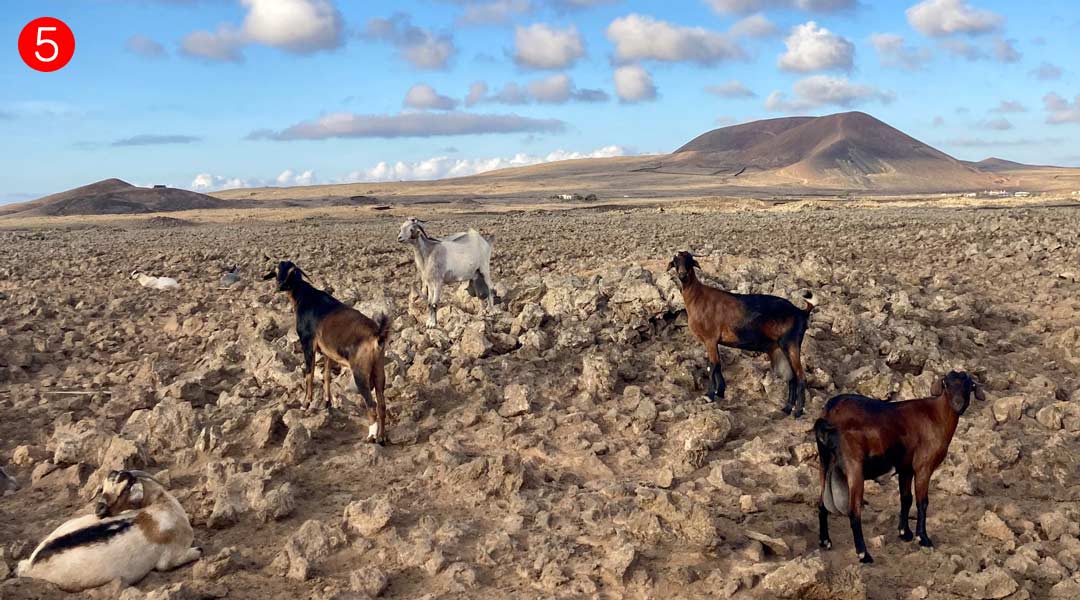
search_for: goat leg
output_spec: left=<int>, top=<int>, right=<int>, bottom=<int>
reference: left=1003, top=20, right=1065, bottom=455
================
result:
left=915, top=471, right=933, bottom=547
left=898, top=470, right=915, bottom=541
left=818, top=503, right=832, bottom=549
left=846, top=465, right=873, bottom=563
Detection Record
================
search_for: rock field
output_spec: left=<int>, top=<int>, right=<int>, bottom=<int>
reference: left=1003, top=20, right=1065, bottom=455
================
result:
left=1, top=203, right=1079, bottom=599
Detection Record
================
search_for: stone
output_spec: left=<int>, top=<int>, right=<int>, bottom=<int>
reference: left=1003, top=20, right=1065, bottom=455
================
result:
left=977, top=511, right=1015, bottom=542
left=1040, top=512, right=1076, bottom=542
left=991, top=396, right=1026, bottom=423
left=498, top=384, right=531, bottom=418
left=350, top=567, right=389, bottom=597
left=343, top=495, right=394, bottom=537
left=458, top=322, right=492, bottom=359
left=273, top=519, right=346, bottom=581
left=760, top=555, right=826, bottom=598
left=279, top=423, right=312, bottom=465
left=604, top=544, right=636, bottom=582
left=951, top=567, right=1018, bottom=599
left=580, top=353, right=615, bottom=398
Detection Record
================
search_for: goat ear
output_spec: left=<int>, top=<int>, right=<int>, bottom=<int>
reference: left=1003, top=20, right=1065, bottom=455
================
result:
left=691, top=258, right=701, bottom=269
left=128, top=481, right=144, bottom=505
left=973, top=383, right=986, bottom=401
left=930, top=377, right=944, bottom=397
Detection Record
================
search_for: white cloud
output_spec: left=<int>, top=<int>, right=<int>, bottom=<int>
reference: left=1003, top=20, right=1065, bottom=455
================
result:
left=276, top=169, right=317, bottom=186
left=404, top=84, right=459, bottom=110
left=191, top=173, right=253, bottom=192
left=706, top=0, right=855, bottom=14
left=180, top=0, right=343, bottom=63
left=180, top=26, right=245, bottom=63
left=729, top=14, right=778, bottom=38
left=606, top=14, right=744, bottom=65
left=1030, top=62, right=1062, bottom=81
left=991, top=37, right=1020, bottom=63
left=344, top=145, right=629, bottom=183
left=765, top=75, right=895, bottom=111
left=514, top=24, right=585, bottom=69
left=112, top=134, right=201, bottom=147
left=247, top=111, right=567, bottom=140
left=468, top=75, right=609, bottom=105
left=870, top=33, right=932, bottom=70
left=778, top=21, right=854, bottom=73
left=939, top=36, right=1020, bottom=63
left=363, top=14, right=456, bottom=70
left=705, top=80, right=756, bottom=98
left=906, top=0, right=1002, bottom=38
left=613, top=65, right=657, bottom=103
left=465, top=81, right=489, bottom=107
left=1044, top=93, right=1080, bottom=125
left=126, top=34, right=166, bottom=58
left=241, top=0, right=343, bottom=53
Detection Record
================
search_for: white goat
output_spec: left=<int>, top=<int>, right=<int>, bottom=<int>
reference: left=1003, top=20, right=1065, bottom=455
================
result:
left=131, top=270, right=179, bottom=290
left=398, top=217, right=495, bottom=327
left=17, top=470, right=201, bottom=592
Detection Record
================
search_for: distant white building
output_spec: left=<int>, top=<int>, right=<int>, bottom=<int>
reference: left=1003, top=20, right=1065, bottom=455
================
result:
left=1014, top=191, right=1031, bottom=197
left=1072, top=191, right=1080, bottom=196
left=986, top=190, right=1010, bottom=197
left=555, top=194, right=574, bottom=200
left=963, top=192, right=978, bottom=198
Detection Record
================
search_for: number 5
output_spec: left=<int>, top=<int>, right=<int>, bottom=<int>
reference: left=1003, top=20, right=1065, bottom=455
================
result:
left=36, top=26, right=59, bottom=62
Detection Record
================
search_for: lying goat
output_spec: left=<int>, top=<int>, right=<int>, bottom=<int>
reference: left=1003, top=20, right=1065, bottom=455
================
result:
left=815, top=371, right=985, bottom=563
left=264, top=261, right=391, bottom=444
left=131, top=270, right=179, bottom=290
left=669, top=251, right=816, bottom=417
left=398, top=217, right=495, bottom=328
left=17, top=470, right=200, bottom=592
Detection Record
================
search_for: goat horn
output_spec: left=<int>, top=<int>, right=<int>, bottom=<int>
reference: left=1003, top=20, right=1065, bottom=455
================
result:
left=125, top=470, right=165, bottom=487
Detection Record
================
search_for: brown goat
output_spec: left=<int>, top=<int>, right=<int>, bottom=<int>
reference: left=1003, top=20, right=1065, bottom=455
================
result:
left=668, top=251, right=815, bottom=417
left=263, top=261, right=391, bottom=444
left=815, top=371, right=985, bottom=563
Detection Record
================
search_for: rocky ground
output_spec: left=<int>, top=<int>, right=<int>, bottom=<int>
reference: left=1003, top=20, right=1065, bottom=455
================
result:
left=1, top=201, right=1078, bottom=600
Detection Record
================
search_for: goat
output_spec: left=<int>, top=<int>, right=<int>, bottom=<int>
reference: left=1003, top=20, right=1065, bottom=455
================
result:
left=130, top=270, right=179, bottom=290
left=263, top=260, right=391, bottom=444
left=668, top=251, right=816, bottom=417
left=16, top=470, right=201, bottom=592
left=815, top=371, right=985, bottom=563
left=397, top=217, right=495, bottom=328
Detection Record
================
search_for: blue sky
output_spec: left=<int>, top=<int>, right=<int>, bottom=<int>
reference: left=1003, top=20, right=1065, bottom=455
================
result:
left=2, top=0, right=1079, bottom=203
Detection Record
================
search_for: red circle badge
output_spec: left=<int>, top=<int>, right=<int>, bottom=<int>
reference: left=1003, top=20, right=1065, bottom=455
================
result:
left=19, top=17, right=75, bottom=72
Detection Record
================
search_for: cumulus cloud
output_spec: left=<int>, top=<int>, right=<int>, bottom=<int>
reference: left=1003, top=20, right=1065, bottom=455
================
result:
left=126, top=34, right=166, bottom=58
left=470, top=74, right=608, bottom=105
left=190, top=173, right=253, bottom=192
left=906, top=0, right=1002, bottom=38
left=514, top=24, right=585, bottom=69
left=991, top=100, right=1026, bottom=114
left=729, top=14, right=778, bottom=38
left=940, top=36, right=1020, bottom=63
left=613, top=65, right=657, bottom=103
left=180, top=26, right=245, bottom=62
left=247, top=111, right=566, bottom=140
left=606, top=14, right=744, bottom=65
left=765, top=76, right=895, bottom=112
left=705, top=80, right=756, bottom=98
left=344, top=145, right=629, bottom=183
left=180, top=0, right=343, bottom=62
left=870, top=33, right=932, bottom=70
left=112, top=134, right=202, bottom=146
left=1030, top=62, right=1063, bottom=81
left=991, top=37, right=1020, bottom=63
left=465, top=82, right=489, bottom=107
left=1044, top=93, right=1080, bottom=125
left=404, top=84, right=459, bottom=110
left=363, top=14, right=456, bottom=69
left=706, top=0, right=855, bottom=13
left=778, top=21, right=854, bottom=73
left=276, top=169, right=317, bottom=186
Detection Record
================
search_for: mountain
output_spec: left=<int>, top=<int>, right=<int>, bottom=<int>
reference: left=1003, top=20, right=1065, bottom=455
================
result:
left=0, top=179, right=231, bottom=218
left=965, top=157, right=1050, bottom=172
left=647, top=111, right=1000, bottom=191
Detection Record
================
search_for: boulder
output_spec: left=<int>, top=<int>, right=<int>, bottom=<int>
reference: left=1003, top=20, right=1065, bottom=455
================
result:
left=343, top=495, right=394, bottom=537
left=951, top=567, right=1018, bottom=599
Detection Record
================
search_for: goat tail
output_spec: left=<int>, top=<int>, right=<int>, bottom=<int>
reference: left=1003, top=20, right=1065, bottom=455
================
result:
left=374, top=312, right=391, bottom=347
left=801, top=289, right=819, bottom=314
left=814, top=418, right=850, bottom=516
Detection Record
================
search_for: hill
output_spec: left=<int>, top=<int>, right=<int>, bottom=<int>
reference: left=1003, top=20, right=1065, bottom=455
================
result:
left=652, top=111, right=1000, bottom=191
left=0, top=179, right=231, bottom=218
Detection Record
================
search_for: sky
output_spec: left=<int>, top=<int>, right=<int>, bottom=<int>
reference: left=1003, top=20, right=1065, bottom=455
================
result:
left=2, top=0, right=1080, bottom=203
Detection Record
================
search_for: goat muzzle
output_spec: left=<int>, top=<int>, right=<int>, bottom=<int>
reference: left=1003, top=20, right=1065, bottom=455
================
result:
left=95, top=500, right=110, bottom=518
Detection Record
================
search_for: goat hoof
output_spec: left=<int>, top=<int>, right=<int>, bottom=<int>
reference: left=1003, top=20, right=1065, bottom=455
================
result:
left=781, top=405, right=793, bottom=415
left=899, top=530, right=914, bottom=542
left=918, top=537, right=934, bottom=548
left=819, top=539, right=832, bottom=550
left=858, top=553, right=874, bottom=564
